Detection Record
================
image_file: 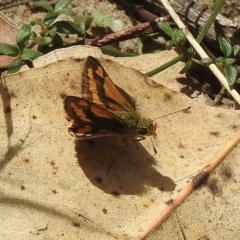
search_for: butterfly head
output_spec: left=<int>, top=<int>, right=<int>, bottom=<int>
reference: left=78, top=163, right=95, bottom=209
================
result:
left=137, top=119, right=157, bottom=137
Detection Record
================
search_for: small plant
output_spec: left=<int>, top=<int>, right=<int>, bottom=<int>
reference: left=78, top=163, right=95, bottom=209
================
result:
left=157, top=22, right=187, bottom=51
left=0, top=24, right=43, bottom=73
left=0, top=0, right=78, bottom=73
left=156, top=21, right=193, bottom=74
left=201, top=37, right=240, bottom=87
left=157, top=21, right=240, bottom=88
left=0, top=0, right=115, bottom=74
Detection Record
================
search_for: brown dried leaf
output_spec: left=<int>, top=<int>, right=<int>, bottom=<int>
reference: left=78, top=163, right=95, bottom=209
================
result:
left=0, top=46, right=239, bottom=239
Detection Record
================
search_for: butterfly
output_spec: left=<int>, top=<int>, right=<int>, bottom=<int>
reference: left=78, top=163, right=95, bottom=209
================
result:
left=64, top=56, right=157, bottom=144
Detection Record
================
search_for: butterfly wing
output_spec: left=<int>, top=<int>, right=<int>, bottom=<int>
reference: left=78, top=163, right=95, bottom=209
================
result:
left=81, top=56, right=135, bottom=112
left=64, top=96, right=129, bottom=138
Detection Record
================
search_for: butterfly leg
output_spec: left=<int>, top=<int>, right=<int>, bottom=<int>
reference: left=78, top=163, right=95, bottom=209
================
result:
left=132, top=136, right=157, bottom=155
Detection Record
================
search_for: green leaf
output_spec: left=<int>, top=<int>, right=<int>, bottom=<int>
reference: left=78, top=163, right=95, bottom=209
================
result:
left=0, top=43, right=19, bottom=56
left=232, top=45, right=240, bottom=57
left=218, top=37, right=232, bottom=57
left=156, top=21, right=174, bottom=38
left=173, top=29, right=186, bottom=46
left=165, top=40, right=173, bottom=50
left=225, top=58, right=236, bottom=65
left=52, top=21, right=84, bottom=36
left=20, top=48, right=43, bottom=60
left=55, top=0, right=72, bottom=10
left=44, top=11, right=59, bottom=25
left=74, top=16, right=92, bottom=35
left=8, top=58, right=23, bottom=74
left=37, top=1, right=53, bottom=11
left=200, top=58, right=214, bottom=65
left=16, top=24, right=31, bottom=50
left=38, top=36, right=53, bottom=46
left=47, top=27, right=57, bottom=37
left=224, top=65, right=237, bottom=87
left=216, top=56, right=225, bottom=64
left=92, top=11, right=111, bottom=27
left=57, top=8, right=75, bottom=16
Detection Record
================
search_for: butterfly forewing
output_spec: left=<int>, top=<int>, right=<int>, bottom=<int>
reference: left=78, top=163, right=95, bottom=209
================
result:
left=82, top=56, right=135, bottom=112
left=64, top=96, right=129, bottom=138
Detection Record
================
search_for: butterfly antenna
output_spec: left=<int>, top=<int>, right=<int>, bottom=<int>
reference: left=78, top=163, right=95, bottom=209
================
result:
left=153, top=106, right=191, bottom=120
left=150, top=136, right=157, bottom=155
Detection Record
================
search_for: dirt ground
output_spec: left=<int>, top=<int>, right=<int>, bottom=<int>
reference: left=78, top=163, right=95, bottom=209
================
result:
left=0, top=0, right=240, bottom=53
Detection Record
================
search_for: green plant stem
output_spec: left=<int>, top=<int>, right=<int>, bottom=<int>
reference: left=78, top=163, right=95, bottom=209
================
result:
left=146, top=54, right=184, bottom=77
left=196, top=0, right=225, bottom=43
left=100, top=46, right=138, bottom=57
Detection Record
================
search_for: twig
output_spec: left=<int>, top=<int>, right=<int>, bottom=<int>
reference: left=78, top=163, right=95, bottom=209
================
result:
left=86, top=21, right=159, bottom=46
left=0, top=0, right=29, bottom=10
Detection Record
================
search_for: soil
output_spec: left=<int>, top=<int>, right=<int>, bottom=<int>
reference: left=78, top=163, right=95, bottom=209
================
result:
left=1, top=0, right=240, bottom=53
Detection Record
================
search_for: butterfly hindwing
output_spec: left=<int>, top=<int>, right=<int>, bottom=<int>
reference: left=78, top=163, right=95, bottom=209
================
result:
left=82, top=56, right=136, bottom=112
left=64, top=96, right=128, bottom=138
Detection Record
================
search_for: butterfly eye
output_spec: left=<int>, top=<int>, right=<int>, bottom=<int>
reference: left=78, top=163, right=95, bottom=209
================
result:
left=137, top=127, right=148, bottom=136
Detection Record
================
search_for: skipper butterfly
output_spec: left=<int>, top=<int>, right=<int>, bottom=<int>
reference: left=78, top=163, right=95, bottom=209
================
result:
left=64, top=56, right=157, bottom=142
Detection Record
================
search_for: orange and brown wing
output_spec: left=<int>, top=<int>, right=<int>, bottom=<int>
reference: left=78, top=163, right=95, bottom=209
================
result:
left=64, top=96, right=128, bottom=138
left=81, top=56, right=135, bottom=112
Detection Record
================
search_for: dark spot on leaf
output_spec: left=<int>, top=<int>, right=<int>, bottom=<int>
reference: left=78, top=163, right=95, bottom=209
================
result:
left=198, top=235, right=211, bottom=240
left=163, top=93, right=171, bottom=101
left=60, top=92, right=67, bottom=99
left=209, top=131, right=220, bottom=137
left=230, top=124, right=238, bottom=130
left=72, top=222, right=80, bottom=227
left=20, top=185, right=25, bottom=190
left=102, top=208, right=107, bottom=214
left=32, top=115, right=37, bottom=119
left=178, top=143, right=185, bottom=149
left=52, top=190, right=57, bottom=194
left=50, top=161, right=55, bottom=166
left=216, top=113, right=223, bottom=118
left=23, top=158, right=30, bottom=163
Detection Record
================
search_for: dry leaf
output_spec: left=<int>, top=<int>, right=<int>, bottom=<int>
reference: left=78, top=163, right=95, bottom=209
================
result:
left=0, top=46, right=240, bottom=239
